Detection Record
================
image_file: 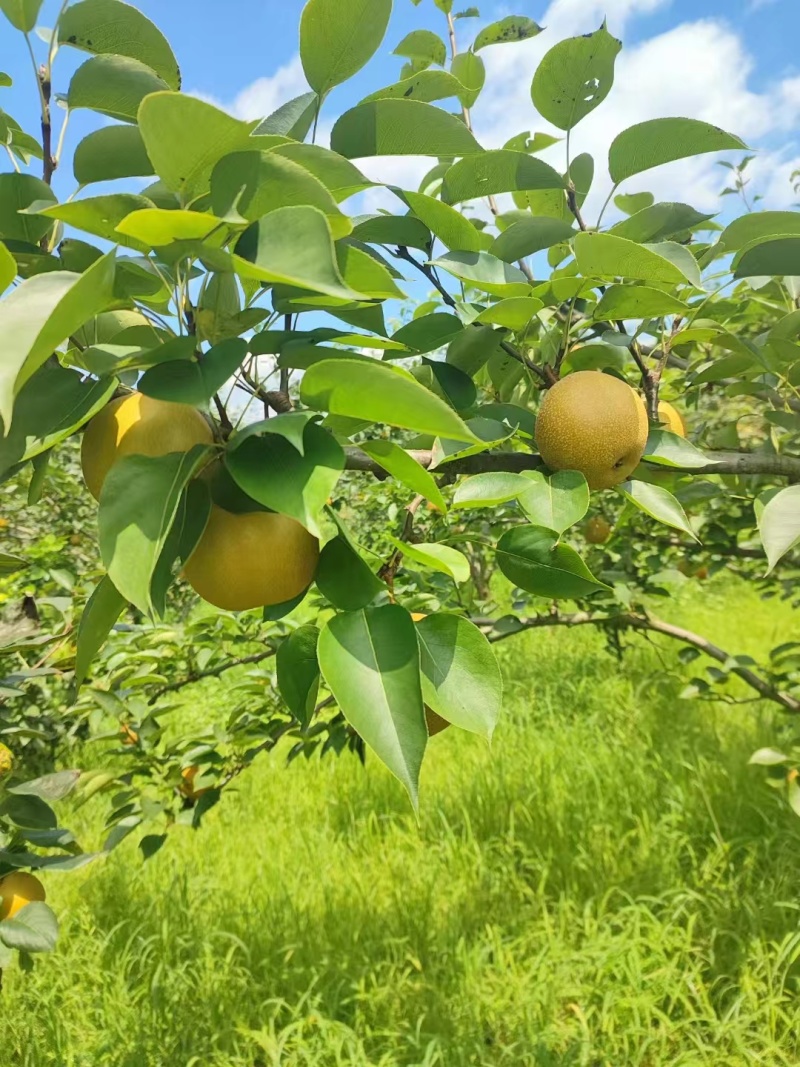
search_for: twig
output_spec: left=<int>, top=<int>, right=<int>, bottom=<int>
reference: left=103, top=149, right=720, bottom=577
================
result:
left=473, top=612, right=800, bottom=713
left=212, top=393, right=234, bottom=435
left=379, top=494, right=425, bottom=592
left=566, top=186, right=587, bottom=232
left=148, top=648, right=277, bottom=704
left=344, top=446, right=800, bottom=480
left=395, top=246, right=553, bottom=386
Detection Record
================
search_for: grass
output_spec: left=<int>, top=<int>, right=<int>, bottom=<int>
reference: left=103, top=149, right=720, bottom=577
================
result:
left=5, top=578, right=800, bottom=1066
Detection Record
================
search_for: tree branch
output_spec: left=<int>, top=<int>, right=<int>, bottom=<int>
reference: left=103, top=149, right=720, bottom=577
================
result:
left=473, top=612, right=800, bottom=713
left=394, top=246, right=553, bottom=386
left=345, top=447, right=800, bottom=480
left=148, top=648, right=277, bottom=704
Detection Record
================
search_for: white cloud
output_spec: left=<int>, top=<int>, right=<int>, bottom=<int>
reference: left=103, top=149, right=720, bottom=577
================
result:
left=475, top=5, right=800, bottom=217
left=193, top=0, right=800, bottom=221
left=191, top=54, right=310, bottom=122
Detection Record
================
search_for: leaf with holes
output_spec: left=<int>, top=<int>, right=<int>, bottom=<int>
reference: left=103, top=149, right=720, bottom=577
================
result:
left=531, top=24, right=621, bottom=131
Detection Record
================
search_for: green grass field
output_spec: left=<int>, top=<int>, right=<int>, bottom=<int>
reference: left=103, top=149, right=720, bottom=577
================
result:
left=5, top=580, right=800, bottom=1066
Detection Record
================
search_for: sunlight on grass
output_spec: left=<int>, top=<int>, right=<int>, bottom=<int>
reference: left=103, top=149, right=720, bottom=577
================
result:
left=5, top=580, right=800, bottom=1066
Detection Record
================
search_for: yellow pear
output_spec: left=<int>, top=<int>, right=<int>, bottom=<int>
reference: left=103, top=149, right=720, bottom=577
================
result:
left=183, top=506, right=320, bottom=611
left=0, top=871, right=46, bottom=920
left=585, top=516, right=612, bottom=544
left=658, top=401, right=686, bottom=437
left=0, top=742, right=12, bottom=775
left=535, top=371, right=649, bottom=490
left=81, top=393, right=214, bottom=500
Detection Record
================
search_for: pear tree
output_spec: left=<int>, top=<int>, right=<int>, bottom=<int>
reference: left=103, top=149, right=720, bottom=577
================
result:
left=0, top=0, right=799, bottom=976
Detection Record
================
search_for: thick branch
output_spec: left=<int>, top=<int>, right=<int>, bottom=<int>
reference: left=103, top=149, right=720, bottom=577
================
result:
left=345, top=447, right=800, bottom=480
left=148, top=648, right=277, bottom=704
left=474, top=612, right=800, bottom=713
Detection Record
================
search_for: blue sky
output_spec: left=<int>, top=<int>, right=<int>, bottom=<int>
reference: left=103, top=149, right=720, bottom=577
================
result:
left=3, top=0, right=800, bottom=219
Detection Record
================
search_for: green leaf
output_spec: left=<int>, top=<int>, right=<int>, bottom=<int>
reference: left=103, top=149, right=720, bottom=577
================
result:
left=301, top=0, right=391, bottom=96
left=718, top=211, right=800, bottom=253
left=360, top=440, right=447, bottom=512
left=254, top=92, right=319, bottom=140
left=474, top=16, right=542, bottom=51
left=442, top=150, right=564, bottom=204
left=74, top=575, right=127, bottom=688
left=362, top=70, right=467, bottom=105
left=608, top=118, right=746, bottom=184
left=225, top=422, right=344, bottom=538
left=574, top=232, right=700, bottom=287
left=496, top=524, right=610, bottom=598
left=73, top=125, right=154, bottom=185
left=446, top=324, right=504, bottom=375
left=269, top=143, right=372, bottom=201
left=416, top=614, right=502, bottom=740
left=390, top=538, right=471, bottom=583
left=473, top=297, right=542, bottom=330
left=318, top=605, right=427, bottom=807
left=643, top=428, right=712, bottom=469
left=138, top=339, right=246, bottom=406
left=336, top=243, right=406, bottom=300
left=331, top=100, right=482, bottom=159
left=276, top=625, right=320, bottom=727
left=58, top=0, right=181, bottom=88
left=0, top=361, right=116, bottom=475
left=210, top=150, right=351, bottom=239
left=517, top=471, right=590, bottom=534
left=531, top=24, right=621, bottom=131
left=301, top=358, right=477, bottom=441
left=609, top=202, right=715, bottom=243
left=315, top=534, right=385, bottom=610
left=0, top=902, right=58, bottom=954
left=615, top=192, right=654, bottom=215
left=234, top=206, right=364, bottom=300
left=452, top=472, right=534, bottom=509
left=618, top=480, right=699, bottom=540
left=734, top=237, right=800, bottom=279
left=98, top=446, right=212, bottom=616
left=430, top=251, right=530, bottom=297
left=0, top=0, right=43, bottom=32
left=228, top=411, right=317, bottom=456
left=9, top=770, right=80, bottom=801
left=489, top=216, right=574, bottom=263
left=393, top=29, right=447, bottom=67
left=138, top=92, right=288, bottom=204
left=0, top=174, right=56, bottom=244
left=400, top=190, right=484, bottom=251
left=451, top=52, right=485, bottom=109
left=30, top=194, right=154, bottom=248
left=0, top=252, right=117, bottom=429
left=391, top=313, right=462, bottom=353
left=595, top=285, right=688, bottom=320
left=0, top=552, right=25, bottom=574
left=68, top=55, right=169, bottom=123
left=756, top=485, right=800, bottom=574
left=749, top=748, right=790, bottom=767
left=351, top=213, right=431, bottom=251
left=0, top=240, right=15, bottom=293
left=1, top=794, right=56, bottom=829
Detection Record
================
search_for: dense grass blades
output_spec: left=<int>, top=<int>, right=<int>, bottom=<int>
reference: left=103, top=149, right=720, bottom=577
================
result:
left=5, top=582, right=800, bottom=1066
